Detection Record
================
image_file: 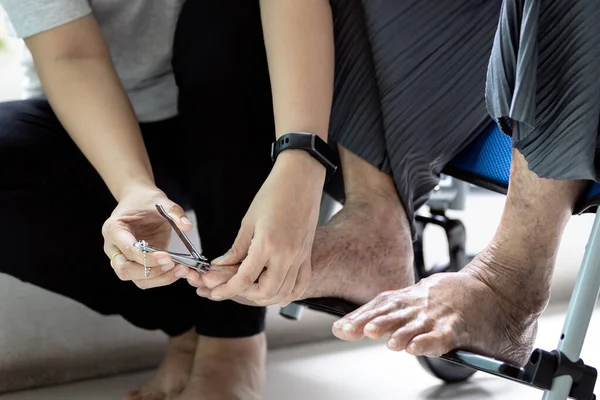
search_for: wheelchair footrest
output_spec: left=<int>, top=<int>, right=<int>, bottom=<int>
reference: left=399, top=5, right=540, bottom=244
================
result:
left=441, top=349, right=597, bottom=400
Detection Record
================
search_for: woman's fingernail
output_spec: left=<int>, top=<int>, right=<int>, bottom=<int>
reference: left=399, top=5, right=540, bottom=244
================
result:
left=388, top=339, right=399, bottom=349
left=158, top=258, right=171, bottom=265
left=212, top=255, right=227, bottom=265
left=181, top=217, right=192, bottom=225
left=365, top=323, right=378, bottom=332
left=174, top=268, right=188, bottom=278
left=161, top=264, right=174, bottom=272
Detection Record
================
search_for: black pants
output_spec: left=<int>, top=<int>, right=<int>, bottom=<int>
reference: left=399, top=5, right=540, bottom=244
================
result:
left=0, top=0, right=274, bottom=337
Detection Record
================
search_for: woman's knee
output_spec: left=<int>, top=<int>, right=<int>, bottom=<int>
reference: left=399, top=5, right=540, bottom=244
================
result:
left=0, top=99, right=79, bottom=183
left=0, top=99, right=64, bottom=161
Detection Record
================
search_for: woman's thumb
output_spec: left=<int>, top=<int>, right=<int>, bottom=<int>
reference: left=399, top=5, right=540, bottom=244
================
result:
left=212, top=225, right=251, bottom=265
left=160, top=200, right=193, bottom=231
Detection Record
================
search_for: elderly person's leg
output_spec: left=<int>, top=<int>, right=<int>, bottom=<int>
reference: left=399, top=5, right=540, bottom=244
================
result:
left=334, top=0, right=600, bottom=366
left=302, top=0, right=501, bottom=305
left=302, top=145, right=415, bottom=302
left=334, top=149, right=586, bottom=366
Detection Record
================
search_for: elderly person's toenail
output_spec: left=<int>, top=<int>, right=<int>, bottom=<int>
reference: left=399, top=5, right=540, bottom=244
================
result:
left=334, top=319, right=347, bottom=328
left=365, top=323, right=378, bottom=332
left=342, top=323, right=354, bottom=332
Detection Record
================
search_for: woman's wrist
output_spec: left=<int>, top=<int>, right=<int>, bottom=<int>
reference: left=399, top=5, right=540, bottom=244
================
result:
left=115, top=178, right=163, bottom=202
left=274, top=149, right=327, bottom=185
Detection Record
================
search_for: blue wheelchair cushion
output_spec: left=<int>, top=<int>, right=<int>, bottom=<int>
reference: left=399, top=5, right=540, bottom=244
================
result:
left=443, top=123, right=600, bottom=214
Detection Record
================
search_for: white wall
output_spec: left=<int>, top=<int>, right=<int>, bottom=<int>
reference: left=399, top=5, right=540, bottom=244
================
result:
left=0, top=41, right=24, bottom=101
left=0, top=5, right=24, bottom=102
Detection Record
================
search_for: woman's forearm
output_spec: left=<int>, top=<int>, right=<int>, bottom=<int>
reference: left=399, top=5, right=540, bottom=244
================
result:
left=26, top=16, right=155, bottom=201
left=38, top=57, right=155, bottom=200
left=259, top=0, right=335, bottom=143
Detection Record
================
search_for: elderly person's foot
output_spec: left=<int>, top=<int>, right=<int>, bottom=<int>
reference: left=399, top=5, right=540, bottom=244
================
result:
left=332, top=149, right=586, bottom=365
left=123, top=329, right=196, bottom=400
left=332, top=244, right=551, bottom=365
left=301, top=191, right=414, bottom=304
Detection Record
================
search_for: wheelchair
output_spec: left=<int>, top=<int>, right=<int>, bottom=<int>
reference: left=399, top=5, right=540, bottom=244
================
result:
left=280, top=123, right=599, bottom=400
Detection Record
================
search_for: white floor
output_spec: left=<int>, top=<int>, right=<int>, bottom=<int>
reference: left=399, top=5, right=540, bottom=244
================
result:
left=2, top=303, right=599, bottom=400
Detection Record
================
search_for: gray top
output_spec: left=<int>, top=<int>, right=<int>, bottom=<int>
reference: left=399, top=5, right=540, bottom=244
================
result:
left=1, top=0, right=184, bottom=122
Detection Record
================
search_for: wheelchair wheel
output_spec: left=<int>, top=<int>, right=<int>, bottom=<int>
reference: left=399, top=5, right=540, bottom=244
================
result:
left=417, top=356, right=476, bottom=383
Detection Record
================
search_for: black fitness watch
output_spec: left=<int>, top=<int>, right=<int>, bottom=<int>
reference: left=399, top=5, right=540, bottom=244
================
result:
left=271, top=132, right=339, bottom=182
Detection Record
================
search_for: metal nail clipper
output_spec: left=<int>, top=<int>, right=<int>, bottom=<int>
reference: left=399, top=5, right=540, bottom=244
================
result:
left=133, top=204, right=216, bottom=274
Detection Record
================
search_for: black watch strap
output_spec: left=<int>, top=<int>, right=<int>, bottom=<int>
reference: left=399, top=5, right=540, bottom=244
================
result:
left=271, top=132, right=339, bottom=181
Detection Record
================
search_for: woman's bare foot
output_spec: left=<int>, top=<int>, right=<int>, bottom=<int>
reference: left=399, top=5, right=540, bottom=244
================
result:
left=331, top=241, right=553, bottom=366
left=124, top=329, right=197, bottom=400
left=170, top=333, right=266, bottom=400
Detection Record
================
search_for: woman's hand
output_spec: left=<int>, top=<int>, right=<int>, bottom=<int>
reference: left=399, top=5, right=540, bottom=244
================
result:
left=208, top=151, right=325, bottom=306
left=187, top=266, right=263, bottom=307
left=197, top=0, right=333, bottom=306
left=102, top=185, right=193, bottom=289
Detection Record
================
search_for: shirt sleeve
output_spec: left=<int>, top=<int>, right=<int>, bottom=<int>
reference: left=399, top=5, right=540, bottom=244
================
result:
left=1, top=0, right=92, bottom=38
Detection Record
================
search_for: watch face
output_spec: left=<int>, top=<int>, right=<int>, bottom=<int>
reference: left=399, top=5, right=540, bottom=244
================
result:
left=312, top=136, right=337, bottom=169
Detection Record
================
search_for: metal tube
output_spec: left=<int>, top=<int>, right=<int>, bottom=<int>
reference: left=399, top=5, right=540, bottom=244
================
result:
left=542, top=212, right=600, bottom=400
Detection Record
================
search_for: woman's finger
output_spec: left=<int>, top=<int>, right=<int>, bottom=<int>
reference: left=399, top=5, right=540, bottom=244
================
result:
left=201, top=266, right=237, bottom=289
left=158, top=199, right=193, bottom=232
left=256, top=258, right=290, bottom=299
left=111, top=253, right=184, bottom=281
left=186, top=270, right=203, bottom=286
left=212, top=222, right=253, bottom=266
left=134, top=265, right=190, bottom=289
left=105, top=226, right=174, bottom=268
left=195, top=286, right=212, bottom=298
left=105, top=243, right=123, bottom=264
left=102, top=220, right=138, bottom=261
left=243, top=261, right=299, bottom=304
left=282, top=261, right=311, bottom=306
left=210, top=243, right=267, bottom=299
